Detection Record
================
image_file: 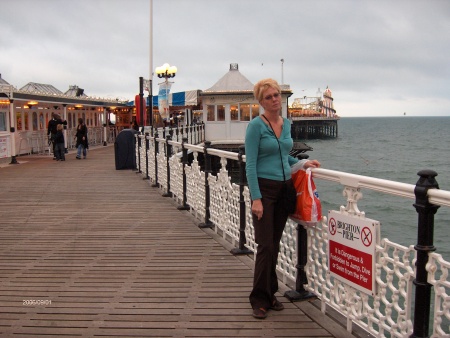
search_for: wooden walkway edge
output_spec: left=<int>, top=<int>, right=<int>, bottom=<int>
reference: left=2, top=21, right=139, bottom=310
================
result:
left=0, top=146, right=357, bottom=338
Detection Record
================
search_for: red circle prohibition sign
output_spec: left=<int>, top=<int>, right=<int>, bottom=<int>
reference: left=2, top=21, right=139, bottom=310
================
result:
left=329, top=218, right=337, bottom=235
left=361, top=227, right=372, bottom=247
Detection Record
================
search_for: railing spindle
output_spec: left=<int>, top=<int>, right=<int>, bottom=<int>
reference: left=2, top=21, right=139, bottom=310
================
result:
left=231, top=145, right=252, bottom=255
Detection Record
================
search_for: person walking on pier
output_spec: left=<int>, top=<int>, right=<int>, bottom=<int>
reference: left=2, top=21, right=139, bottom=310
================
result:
left=75, top=118, right=88, bottom=159
left=54, top=124, right=65, bottom=161
left=47, top=112, right=67, bottom=159
left=245, top=78, right=320, bottom=319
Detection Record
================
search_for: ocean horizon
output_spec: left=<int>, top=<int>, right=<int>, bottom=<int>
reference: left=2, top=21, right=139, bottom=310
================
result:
left=303, top=116, right=450, bottom=261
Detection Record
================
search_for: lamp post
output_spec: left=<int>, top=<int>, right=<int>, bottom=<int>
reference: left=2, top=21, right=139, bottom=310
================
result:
left=281, top=58, right=284, bottom=85
left=155, top=63, right=177, bottom=123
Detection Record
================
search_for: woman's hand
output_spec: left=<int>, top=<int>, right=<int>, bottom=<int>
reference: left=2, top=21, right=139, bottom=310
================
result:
left=252, top=199, right=263, bottom=220
left=304, top=159, right=321, bottom=169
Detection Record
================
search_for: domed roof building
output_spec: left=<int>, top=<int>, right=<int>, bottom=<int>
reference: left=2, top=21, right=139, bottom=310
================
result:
left=200, top=63, right=292, bottom=142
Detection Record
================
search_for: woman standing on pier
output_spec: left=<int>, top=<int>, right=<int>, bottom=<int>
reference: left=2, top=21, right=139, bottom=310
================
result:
left=75, top=118, right=88, bottom=159
left=245, top=78, right=320, bottom=319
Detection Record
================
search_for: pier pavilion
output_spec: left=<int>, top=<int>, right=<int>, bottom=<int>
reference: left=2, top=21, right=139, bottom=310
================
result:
left=0, top=74, right=129, bottom=164
left=200, top=63, right=292, bottom=143
left=289, top=87, right=340, bottom=140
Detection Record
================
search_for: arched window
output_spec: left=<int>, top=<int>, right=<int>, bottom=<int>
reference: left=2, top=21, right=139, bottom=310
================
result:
left=32, top=112, right=38, bottom=131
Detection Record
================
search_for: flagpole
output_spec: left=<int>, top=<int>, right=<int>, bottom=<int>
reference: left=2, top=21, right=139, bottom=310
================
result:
left=149, top=0, right=153, bottom=129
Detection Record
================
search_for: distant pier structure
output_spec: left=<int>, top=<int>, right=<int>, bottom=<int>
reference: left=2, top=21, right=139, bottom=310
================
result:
left=289, top=86, right=340, bottom=140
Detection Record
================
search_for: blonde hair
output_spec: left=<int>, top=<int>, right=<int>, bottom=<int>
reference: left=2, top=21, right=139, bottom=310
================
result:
left=57, top=124, right=64, bottom=131
left=253, top=78, right=281, bottom=102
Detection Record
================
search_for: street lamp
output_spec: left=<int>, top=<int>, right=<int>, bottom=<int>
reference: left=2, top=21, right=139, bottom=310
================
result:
left=155, top=63, right=177, bottom=80
left=155, top=63, right=177, bottom=121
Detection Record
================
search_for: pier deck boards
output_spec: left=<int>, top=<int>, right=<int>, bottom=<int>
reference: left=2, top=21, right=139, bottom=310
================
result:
left=0, top=146, right=355, bottom=338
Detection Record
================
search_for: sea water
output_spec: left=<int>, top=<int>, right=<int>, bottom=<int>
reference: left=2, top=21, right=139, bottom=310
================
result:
left=302, top=116, right=450, bottom=261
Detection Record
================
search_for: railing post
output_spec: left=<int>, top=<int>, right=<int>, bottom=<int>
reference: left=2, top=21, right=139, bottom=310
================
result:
left=151, top=131, right=159, bottom=188
left=199, top=141, right=213, bottom=229
left=135, top=134, right=142, bottom=173
left=284, top=224, right=317, bottom=301
left=201, top=122, right=205, bottom=143
left=143, top=132, right=149, bottom=180
left=410, top=169, right=440, bottom=338
left=177, top=137, right=190, bottom=211
left=231, top=145, right=252, bottom=255
left=162, top=135, right=172, bottom=197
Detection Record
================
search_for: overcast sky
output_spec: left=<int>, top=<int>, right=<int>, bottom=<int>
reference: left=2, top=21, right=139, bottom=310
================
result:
left=1, top=0, right=449, bottom=117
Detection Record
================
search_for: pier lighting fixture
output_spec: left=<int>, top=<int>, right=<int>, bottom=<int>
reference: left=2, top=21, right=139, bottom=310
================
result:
left=27, top=101, right=38, bottom=106
left=155, top=63, right=177, bottom=79
left=155, top=63, right=177, bottom=119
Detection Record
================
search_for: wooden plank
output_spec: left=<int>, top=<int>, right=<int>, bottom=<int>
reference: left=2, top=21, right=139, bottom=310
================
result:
left=0, top=146, right=355, bottom=338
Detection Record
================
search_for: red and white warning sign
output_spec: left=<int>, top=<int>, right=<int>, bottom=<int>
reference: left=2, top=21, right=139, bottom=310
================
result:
left=328, top=210, right=380, bottom=295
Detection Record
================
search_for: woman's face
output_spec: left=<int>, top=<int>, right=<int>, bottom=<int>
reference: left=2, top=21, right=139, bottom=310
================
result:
left=260, top=87, right=281, bottom=114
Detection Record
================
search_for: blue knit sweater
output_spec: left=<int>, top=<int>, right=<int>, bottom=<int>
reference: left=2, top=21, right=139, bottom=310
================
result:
left=244, top=116, right=298, bottom=200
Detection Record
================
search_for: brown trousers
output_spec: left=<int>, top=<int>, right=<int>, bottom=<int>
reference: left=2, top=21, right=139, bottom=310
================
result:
left=249, top=178, right=290, bottom=310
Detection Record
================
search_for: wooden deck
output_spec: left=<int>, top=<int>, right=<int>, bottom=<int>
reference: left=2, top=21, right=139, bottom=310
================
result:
left=0, top=146, right=356, bottom=338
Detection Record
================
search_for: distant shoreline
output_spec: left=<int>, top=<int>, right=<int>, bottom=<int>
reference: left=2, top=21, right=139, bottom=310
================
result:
left=340, top=115, right=450, bottom=118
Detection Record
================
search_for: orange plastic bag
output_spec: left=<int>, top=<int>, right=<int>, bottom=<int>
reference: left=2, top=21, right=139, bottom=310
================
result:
left=289, top=167, right=322, bottom=226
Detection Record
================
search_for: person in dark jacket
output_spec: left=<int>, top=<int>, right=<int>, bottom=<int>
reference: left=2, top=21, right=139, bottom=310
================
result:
left=54, top=124, right=65, bottom=161
left=47, top=112, right=67, bottom=159
left=75, top=118, right=88, bottom=159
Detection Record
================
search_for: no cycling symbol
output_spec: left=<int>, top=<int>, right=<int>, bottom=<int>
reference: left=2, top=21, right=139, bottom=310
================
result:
left=329, top=218, right=337, bottom=235
left=361, top=227, right=372, bottom=247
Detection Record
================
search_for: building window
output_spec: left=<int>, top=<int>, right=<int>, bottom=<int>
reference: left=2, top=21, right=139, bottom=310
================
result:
left=39, top=113, right=44, bottom=130
left=240, top=104, right=250, bottom=121
left=230, top=104, right=239, bottom=121
left=32, top=112, right=38, bottom=131
left=16, top=112, right=22, bottom=131
left=24, top=112, right=29, bottom=130
left=217, top=105, right=225, bottom=121
left=0, top=112, right=6, bottom=131
left=252, top=104, right=260, bottom=119
left=207, top=105, right=215, bottom=121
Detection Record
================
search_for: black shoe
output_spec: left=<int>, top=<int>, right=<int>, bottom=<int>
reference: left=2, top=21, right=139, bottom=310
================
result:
left=270, top=299, right=284, bottom=311
left=252, top=307, right=267, bottom=319
left=76, top=156, right=81, bottom=160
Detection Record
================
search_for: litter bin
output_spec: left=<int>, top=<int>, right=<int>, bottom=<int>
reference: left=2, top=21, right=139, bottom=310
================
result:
left=114, top=129, right=139, bottom=170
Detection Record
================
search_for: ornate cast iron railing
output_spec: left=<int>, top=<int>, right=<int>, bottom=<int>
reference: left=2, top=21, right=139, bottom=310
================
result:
left=134, top=130, right=449, bottom=338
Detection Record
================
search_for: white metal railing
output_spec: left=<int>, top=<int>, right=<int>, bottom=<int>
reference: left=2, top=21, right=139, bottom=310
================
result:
left=135, top=135, right=450, bottom=338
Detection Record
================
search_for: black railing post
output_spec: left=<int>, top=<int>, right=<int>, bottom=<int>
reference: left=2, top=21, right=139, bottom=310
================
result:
left=410, top=169, right=440, bottom=338
left=284, top=224, right=317, bottom=301
left=175, top=126, right=179, bottom=142
left=199, top=141, right=213, bottom=229
left=143, top=132, right=150, bottom=180
left=231, top=145, right=252, bottom=255
left=202, top=122, right=205, bottom=143
left=162, top=135, right=172, bottom=197
left=151, top=131, right=159, bottom=188
left=177, top=137, right=190, bottom=211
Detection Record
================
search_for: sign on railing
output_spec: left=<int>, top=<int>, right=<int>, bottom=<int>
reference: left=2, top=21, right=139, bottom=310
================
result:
left=328, top=211, right=380, bottom=295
